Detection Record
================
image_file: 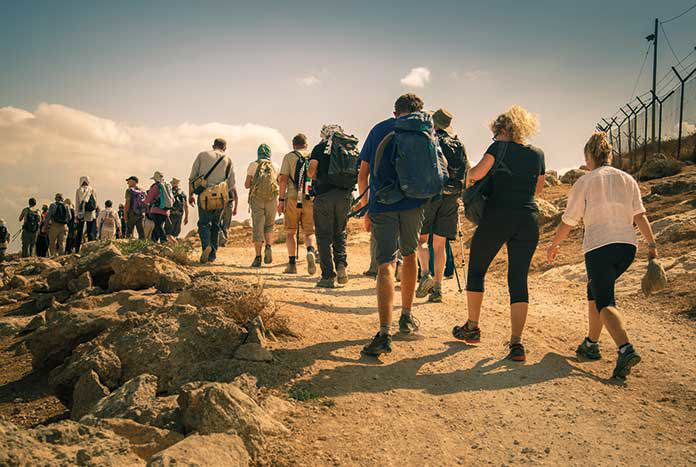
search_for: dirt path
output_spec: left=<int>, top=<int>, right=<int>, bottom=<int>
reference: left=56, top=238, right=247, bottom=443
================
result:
left=211, top=239, right=695, bottom=466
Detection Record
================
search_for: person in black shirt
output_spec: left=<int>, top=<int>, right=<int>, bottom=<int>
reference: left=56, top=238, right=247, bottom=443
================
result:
left=308, top=125, right=354, bottom=288
left=452, top=106, right=546, bottom=362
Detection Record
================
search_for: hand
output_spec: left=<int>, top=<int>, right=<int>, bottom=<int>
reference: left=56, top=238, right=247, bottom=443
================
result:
left=188, top=195, right=196, bottom=207
left=363, top=214, right=371, bottom=233
left=277, top=201, right=285, bottom=215
left=465, top=174, right=475, bottom=189
left=648, top=245, right=658, bottom=260
left=232, top=207, right=237, bottom=216
left=184, top=217, right=189, bottom=226
left=547, top=244, right=560, bottom=263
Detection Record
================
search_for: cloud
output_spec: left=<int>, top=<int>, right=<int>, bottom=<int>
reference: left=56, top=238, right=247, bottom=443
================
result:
left=450, top=69, right=489, bottom=81
left=298, top=75, right=321, bottom=86
left=0, top=104, right=290, bottom=246
left=400, top=67, right=431, bottom=88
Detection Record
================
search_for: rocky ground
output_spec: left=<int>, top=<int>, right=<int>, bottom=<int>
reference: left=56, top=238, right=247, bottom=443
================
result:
left=0, top=166, right=695, bottom=466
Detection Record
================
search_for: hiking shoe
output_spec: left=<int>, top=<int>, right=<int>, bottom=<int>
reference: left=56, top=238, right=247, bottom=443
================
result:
left=507, top=343, right=526, bottom=362
left=336, top=265, right=348, bottom=285
left=306, top=250, right=317, bottom=275
left=264, top=245, right=273, bottom=264
left=251, top=256, right=262, bottom=268
left=452, top=323, right=481, bottom=344
left=398, top=314, right=420, bottom=334
left=363, top=270, right=377, bottom=278
left=576, top=338, right=601, bottom=360
left=316, top=277, right=336, bottom=288
left=428, top=284, right=442, bottom=303
left=361, top=333, right=392, bottom=356
left=395, top=262, right=402, bottom=283
left=200, top=246, right=212, bottom=264
left=416, top=274, right=434, bottom=298
left=284, top=262, right=297, bottom=274
left=612, top=345, right=641, bottom=380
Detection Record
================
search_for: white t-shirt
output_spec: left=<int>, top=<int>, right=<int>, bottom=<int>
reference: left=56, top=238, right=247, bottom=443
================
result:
left=562, top=166, right=645, bottom=253
left=246, top=160, right=280, bottom=177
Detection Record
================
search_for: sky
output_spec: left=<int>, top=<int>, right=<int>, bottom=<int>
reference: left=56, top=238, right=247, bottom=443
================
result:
left=1, top=0, right=695, bottom=242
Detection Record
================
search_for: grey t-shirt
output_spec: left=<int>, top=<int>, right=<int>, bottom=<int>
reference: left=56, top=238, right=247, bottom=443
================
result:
left=189, top=150, right=235, bottom=195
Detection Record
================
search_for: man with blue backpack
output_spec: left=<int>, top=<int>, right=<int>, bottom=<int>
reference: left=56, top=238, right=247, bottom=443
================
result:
left=357, top=93, right=446, bottom=356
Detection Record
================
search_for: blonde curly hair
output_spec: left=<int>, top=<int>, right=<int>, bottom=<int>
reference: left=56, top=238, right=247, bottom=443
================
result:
left=490, top=105, right=539, bottom=142
left=584, top=132, right=613, bottom=168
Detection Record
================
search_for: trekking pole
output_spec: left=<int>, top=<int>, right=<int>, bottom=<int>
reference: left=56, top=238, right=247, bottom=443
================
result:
left=11, top=228, right=22, bottom=243
left=452, top=257, right=463, bottom=293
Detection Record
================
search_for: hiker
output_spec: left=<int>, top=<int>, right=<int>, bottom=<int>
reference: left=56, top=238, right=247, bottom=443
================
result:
left=117, top=204, right=126, bottom=239
left=357, top=93, right=436, bottom=356
left=416, top=108, right=468, bottom=302
left=47, top=193, right=72, bottom=257
left=0, top=219, right=9, bottom=262
left=144, top=171, right=172, bottom=244
left=277, top=134, right=317, bottom=274
left=97, top=200, right=121, bottom=240
left=308, top=126, right=359, bottom=287
left=36, top=205, right=50, bottom=258
left=246, top=144, right=280, bottom=267
left=124, top=176, right=146, bottom=239
left=452, top=105, right=545, bottom=362
left=189, top=138, right=235, bottom=263
left=64, top=199, right=77, bottom=253
left=548, top=132, right=656, bottom=379
left=75, top=176, right=97, bottom=252
left=166, top=178, right=189, bottom=238
left=18, top=198, right=40, bottom=257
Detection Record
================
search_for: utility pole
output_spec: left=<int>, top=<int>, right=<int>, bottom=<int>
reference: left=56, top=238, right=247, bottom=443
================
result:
left=651, top=18, right=658, bottom=143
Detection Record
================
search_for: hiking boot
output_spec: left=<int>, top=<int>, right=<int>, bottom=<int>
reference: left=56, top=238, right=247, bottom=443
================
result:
left=507, top=343, right=526, bottom=362
left=452, top=323, right=481, bottom=344
left=398, top=314, right=420, bottom=334
left=284, top=262, right=297, bottom=274
left=576, top=338, right=601, bottom=360
left=336, top=265, right=348, bottom=285
left=612, top=345, right=641, bottom=380
left=264, top=245, right=273, bottom=264
left=416, top=274, right=434, bottom=298
left=306, top=250, right=317, bottom=275
left=395, top=262, right=402, bottom=283
left=200, top=246, right=212, bottom=264
left=363, top=269, right=377, bottom=278
left=361, top=333, right=392, bottom=356
left=316, top=277, right=336, bottom=288
left=251, top=256, right=262, bottom=268
left=428, top=284, right=442, bottom=303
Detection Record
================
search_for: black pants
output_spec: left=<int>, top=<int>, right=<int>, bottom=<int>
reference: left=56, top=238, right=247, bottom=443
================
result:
left=150, top=213, right=168, bottom=243
left=585, top=243, right=636, bottom=311
left=127, top=212, right=145, bottom=239
left=166, top=212, right=183, bottom=237
left=313, top=189, right=351, bottom=278
left=467, top=209, right=539, bottom=304
left=36, top=233, right=49, bottom=257
left=21, top=230, right=37, bottom=257
left=75, top=219, right=96, bottom=253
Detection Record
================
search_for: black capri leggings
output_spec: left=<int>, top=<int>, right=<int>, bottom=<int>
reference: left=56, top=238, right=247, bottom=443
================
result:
left=466, top=209, right=539, bottom=304
left=585, top=243, right=636, bottom=311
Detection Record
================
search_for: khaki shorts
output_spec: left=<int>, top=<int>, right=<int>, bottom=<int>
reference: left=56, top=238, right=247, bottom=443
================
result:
left=284, top=198, right=314, bottom=235
left=250, top=197, right=278, bottom=242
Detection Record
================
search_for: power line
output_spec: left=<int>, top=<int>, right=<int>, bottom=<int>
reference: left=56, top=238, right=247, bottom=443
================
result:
left=660, top=23, right=685, bottom=70
left=662, top=2, right=696, bottom=24
left=629, top=43, right=652, bottom=101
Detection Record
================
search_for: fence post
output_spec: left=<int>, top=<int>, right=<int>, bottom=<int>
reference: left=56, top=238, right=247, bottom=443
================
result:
left=637, top=96, right=650, bottom=164
left=672, top=66, right=696, bottom=160
left=621, top=107, right=632, bottom=157
left=652, top=89, right=677, bottom=155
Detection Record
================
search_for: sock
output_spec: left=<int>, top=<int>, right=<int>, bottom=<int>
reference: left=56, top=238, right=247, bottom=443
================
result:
left=586, top=337, right=597, bottom=346
left=401, top=307, right=411, bottom=318
left=379, top=324, right=390, bottom=336
left=465, top=320, right=478, bottom=330
left=510, top=335, right=522, bottom=346
left=619, top=343, right=632, bottom=353
left=307, top=246, right=315, bottom=253
left=289, top=256, right=296, bottom=264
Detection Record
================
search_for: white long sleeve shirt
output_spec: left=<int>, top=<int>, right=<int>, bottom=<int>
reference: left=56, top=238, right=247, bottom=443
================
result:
left=562, top=166, right=645, bottom=254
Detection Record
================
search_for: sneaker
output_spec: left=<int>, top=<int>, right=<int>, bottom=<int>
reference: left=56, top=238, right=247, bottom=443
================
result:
left=452, top=323, right=481, bottom=344
left=264, top=245, right=273, bottom=264
left=428, top=284, right=442, bottom=303
left=200, top=246, right=213, bottom=264
left=208, top=253, right=217, bottom=264
left=336, top=265, right=348, bottom=285
left=284, top=262, right=297, bottom=274
left=612, top=345, right=641, bottom=380
left=507, top=343, right=526, bottom=362
left=306, top=250, right=317, bottom=275
left=251, top=256, right=262, bottom=268
left=395, top=262, right=402, bottom=283
left=576, top=338, right=601, bottom=360
left=361, top=333, right=392, bottom=356
left=398, top=314, right=420, bottom=334
left=415, top=274, right=434, bottom=298
left=316, top=277, right=336, bottom=288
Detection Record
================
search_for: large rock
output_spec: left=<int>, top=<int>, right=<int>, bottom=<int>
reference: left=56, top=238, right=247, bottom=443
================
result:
left=75, top=242, right=122, bottom=289
left=0, top=419, right=143, bottom=466
left=108, top=254, right=191, bottom=293
left=651, top=210, right=696, bottom=242
left=234, top=317, right=273, bottom=362
left=46, top=267, right=76, bottom=292
left=639, top=157, right=684, bottom=181
left=560, top=168, right=588, bottom=185
left=147, top=432, right=249, bottom=467
left=650, top=173, right=696, bottom=196
left=68, top=271, right=93, bottom=294
left=544, top=171, right=561, bottom=187
left=71, top=370, right=111, bottom=420
left=8, top=274, right=30, bottom=289
left=535, top=199, right=561, bottom=226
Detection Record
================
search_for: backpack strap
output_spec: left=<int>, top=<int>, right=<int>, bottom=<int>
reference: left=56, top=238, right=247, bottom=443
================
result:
left=373, top=132, right=395, bottom=179
left=288, top=151, right=304, bottom=185
left=203, top=153, right=226, bottom=181
left=470, top=142, right=509, bottom=195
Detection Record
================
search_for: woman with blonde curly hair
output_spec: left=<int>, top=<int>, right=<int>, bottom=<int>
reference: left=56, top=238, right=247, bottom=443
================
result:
left=452, top=105, right=546, bottom=362
left=547, top=132, right=657, bottom=380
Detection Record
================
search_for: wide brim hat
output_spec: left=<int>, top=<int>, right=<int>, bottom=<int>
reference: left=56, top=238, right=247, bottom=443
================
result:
left=151, top=171, right=164, bottom=182
left=171, top=177, right=181, bottom=185
left=432, top=108, right=454, bottom=134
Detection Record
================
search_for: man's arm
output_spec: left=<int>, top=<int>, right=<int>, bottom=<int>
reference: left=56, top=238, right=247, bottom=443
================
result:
left=357, top=160, right=371, bottom=231
left=231, top=188, right=238, bottom=215
left=277, top=174, right=288, bottom=215
left=244, top=175, right=253, bottom=190
left=308, top=160, right=319, bottom=180
left=18, top=208, right=25, bottom=222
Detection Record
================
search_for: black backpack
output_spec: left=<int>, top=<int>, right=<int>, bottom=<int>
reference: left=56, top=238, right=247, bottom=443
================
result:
left=24, top=209, right=40, bottom=233
left=290, top=151, right=310, bottom=193
left=326, top=133, right=360, bottom=190
left=438, top=132, right=468, bottom=195
left=52, top=202, right=71, bottom=224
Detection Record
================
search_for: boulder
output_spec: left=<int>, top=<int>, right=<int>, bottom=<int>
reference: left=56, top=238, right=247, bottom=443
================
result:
left=147, top=432, right=249, bottom=467
left=45, top=267, right=76, bottom=292
left=21, top=312, right=46, bottom=334
left=68, top=271, right=92, bottom=294
left=71, top=370, right=111, bottom=420
left=650, top=173, right=696, bottom=196
left=544, top=174, right=561, bottom=187
left=108, top=254, right=191, bottom=293
left=75, top=242, right=122, bottom=288
left=535, top=199, right=561, bottom=226
left=0, top=419, right=143, bottom=466
left=560, top=169, right=588, bottom=185
left=234, top=317, right=273, bottom=362
left=651, top=210, right=696, bottom=242
left=19, top=258, right=61, bottom=276
left=639, top=158, right=684, bottom=181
